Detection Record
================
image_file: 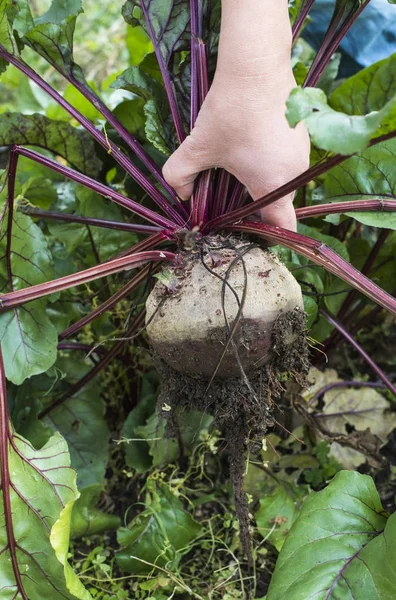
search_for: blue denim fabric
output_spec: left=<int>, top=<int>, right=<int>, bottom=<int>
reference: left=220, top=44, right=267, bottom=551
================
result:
left=304, top=0, right=396, bottom=72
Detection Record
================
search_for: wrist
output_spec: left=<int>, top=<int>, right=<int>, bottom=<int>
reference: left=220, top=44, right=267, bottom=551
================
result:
left=217, top=0, right=292, bottom=78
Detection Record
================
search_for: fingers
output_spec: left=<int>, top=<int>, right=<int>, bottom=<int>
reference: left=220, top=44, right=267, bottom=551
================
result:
left=162, top=137, right=205, bottom=200
left=259, top=195, right=297, bottom=231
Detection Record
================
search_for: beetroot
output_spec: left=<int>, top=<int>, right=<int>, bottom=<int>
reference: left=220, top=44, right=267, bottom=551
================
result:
left=146, top=237, right=304, bottom=379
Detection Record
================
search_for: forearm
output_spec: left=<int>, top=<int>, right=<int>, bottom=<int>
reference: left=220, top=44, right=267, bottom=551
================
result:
left=217, top=0, right=293, bottom=78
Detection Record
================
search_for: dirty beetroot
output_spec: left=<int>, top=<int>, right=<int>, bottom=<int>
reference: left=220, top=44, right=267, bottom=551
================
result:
left=145, top=235, right=310, bottom=558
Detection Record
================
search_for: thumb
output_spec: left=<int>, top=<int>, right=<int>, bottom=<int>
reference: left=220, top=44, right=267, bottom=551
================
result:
left=162, top=136, right=207, bottom=200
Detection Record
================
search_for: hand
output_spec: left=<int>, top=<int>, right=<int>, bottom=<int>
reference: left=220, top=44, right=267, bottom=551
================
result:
left=163, top=67, right=310, bottom=231
left=163, top=0, right=310, bottom=231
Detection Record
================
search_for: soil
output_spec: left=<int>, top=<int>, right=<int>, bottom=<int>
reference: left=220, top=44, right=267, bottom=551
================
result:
left=154, top=307, right=309, bottom=565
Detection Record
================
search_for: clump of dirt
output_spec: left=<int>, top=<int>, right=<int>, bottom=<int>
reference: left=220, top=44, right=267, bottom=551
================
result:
left=154, top=307, right=309, bottom=564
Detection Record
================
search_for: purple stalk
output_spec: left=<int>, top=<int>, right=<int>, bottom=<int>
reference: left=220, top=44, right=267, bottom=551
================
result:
left=39, top=310, right=146, bottom=418
left=296, top=199, right=396, bottom=220
left=59, top=264, right=151, bottom=340
left=190, top=40, right=211, bottom=226
left=228, top=221, right=396, bottom=315
left=205, top=130, right=396, bottom=232
left=0, top=250, right=176, bottom=310
left=22, top=207, right=160, bottom=235
left=139, top=1, right=186, bottom=144
left=304, top=1, right=372, bottom=88
left=0, top=48, right=184, bottom=225
left=0, top=346, right=28, bottom=599
left=16, top=146, right=175, bottom=230
left=57, top=341, right=107, bottom=355
left=320, top=309, right=396, bottom=397
left=5, top=148, right=18, bottom=292
left=292, top=0, right=315, bottom=42
left=227, top=183, right=249, bottom=213
left=212, top=170, right=232, bottom=218
left=190, top=0, right=200, bottom=129
left=308, top=380, right=386, bottom=406
left=68, top=78, right=186, bottom=216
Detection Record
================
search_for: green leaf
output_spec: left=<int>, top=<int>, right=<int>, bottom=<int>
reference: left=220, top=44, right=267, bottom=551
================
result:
left=112, top=65, right=173, bottom=153
left=47, top=82, right=102, bottom=123
left=144, top=98, right=172, bottom=156
left=112, top=98, right=146, bottom=136
left=320, top=138, right=396, bottom=229
left=70, top=484, right=121, bottom=538
left=0, top=210, right=58, bottom=384
left=0, top=211, right=54, bottom=290
left=0, top=112, right=101, bottom=176
left=303, top=295, right=318, bottom=329
left=116, top=483, right=202, bottom=574
left=0, top=300, right=58, bottom=385
left=330, top=53, right=396, bottom=138
left=267, top=471, right=392, bottom=600
left=0, top=0, right=21, bottom=72
left=287, top=86, right=396, bottom=154
left=111, top=65, right=161, bottom=100
left=122, top=392, right=158, bottom=474
left=297, top=223, right=350, bottom=261
left=43, top=381, right=110, bottom=489
left=345, top=211, right=396, bottom=230
left=122, top=0, right=190, bottom=68
left=0, top=424, right=91, bottom=599
left=256, top=486, right=298, bottom=551
left=22, top=0, right=86, bottom=84
left=10, top=385, right=52, bottom=448
left=125, top=25, right=153, bottom=66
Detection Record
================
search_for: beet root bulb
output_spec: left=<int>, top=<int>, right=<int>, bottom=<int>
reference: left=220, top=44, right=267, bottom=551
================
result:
left=146, top=239, right=305, bottom=379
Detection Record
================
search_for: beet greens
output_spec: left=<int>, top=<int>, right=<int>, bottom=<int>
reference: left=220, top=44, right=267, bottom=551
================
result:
left=0, top=0, right=396, bottom=598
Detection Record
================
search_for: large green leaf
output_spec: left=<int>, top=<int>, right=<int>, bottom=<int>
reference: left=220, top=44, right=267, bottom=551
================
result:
left=0, top=211, right=54, bottom=290
left=267, top=471, right=394, bottom=600
left=116, top=483, right=202, bottom=574
left=20, top=0, right=86, bottom=84
left=0, top=209, right=58, bottom=384
left=12, top=357, right=111, bottom=489
left=0, top=112, right=101, bottom=176
left=43, top=382, right=110, bottom=490
left=0, top=356, right=91, bottom=600
left=330, top=53, right=396, bottom=138
left=0, top=300, right=58, bottom=385
left=287, top=87, right=396, bottom=154
left=320, top=139, right=396, bottom=229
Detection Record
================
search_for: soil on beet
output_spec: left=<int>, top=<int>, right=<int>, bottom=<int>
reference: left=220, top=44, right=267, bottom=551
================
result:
left=154, top=307, right=309, bottom=564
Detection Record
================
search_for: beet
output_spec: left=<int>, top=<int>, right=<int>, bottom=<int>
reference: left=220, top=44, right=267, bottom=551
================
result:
left=146, top=238, right=304, bottom=378
left=145, top=236, right=309, bottom=564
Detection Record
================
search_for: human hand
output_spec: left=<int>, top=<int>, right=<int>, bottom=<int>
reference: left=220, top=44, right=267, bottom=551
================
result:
left=162, top=0, right=310, bottom=231
left=163, top=68, right=310, bottom=231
